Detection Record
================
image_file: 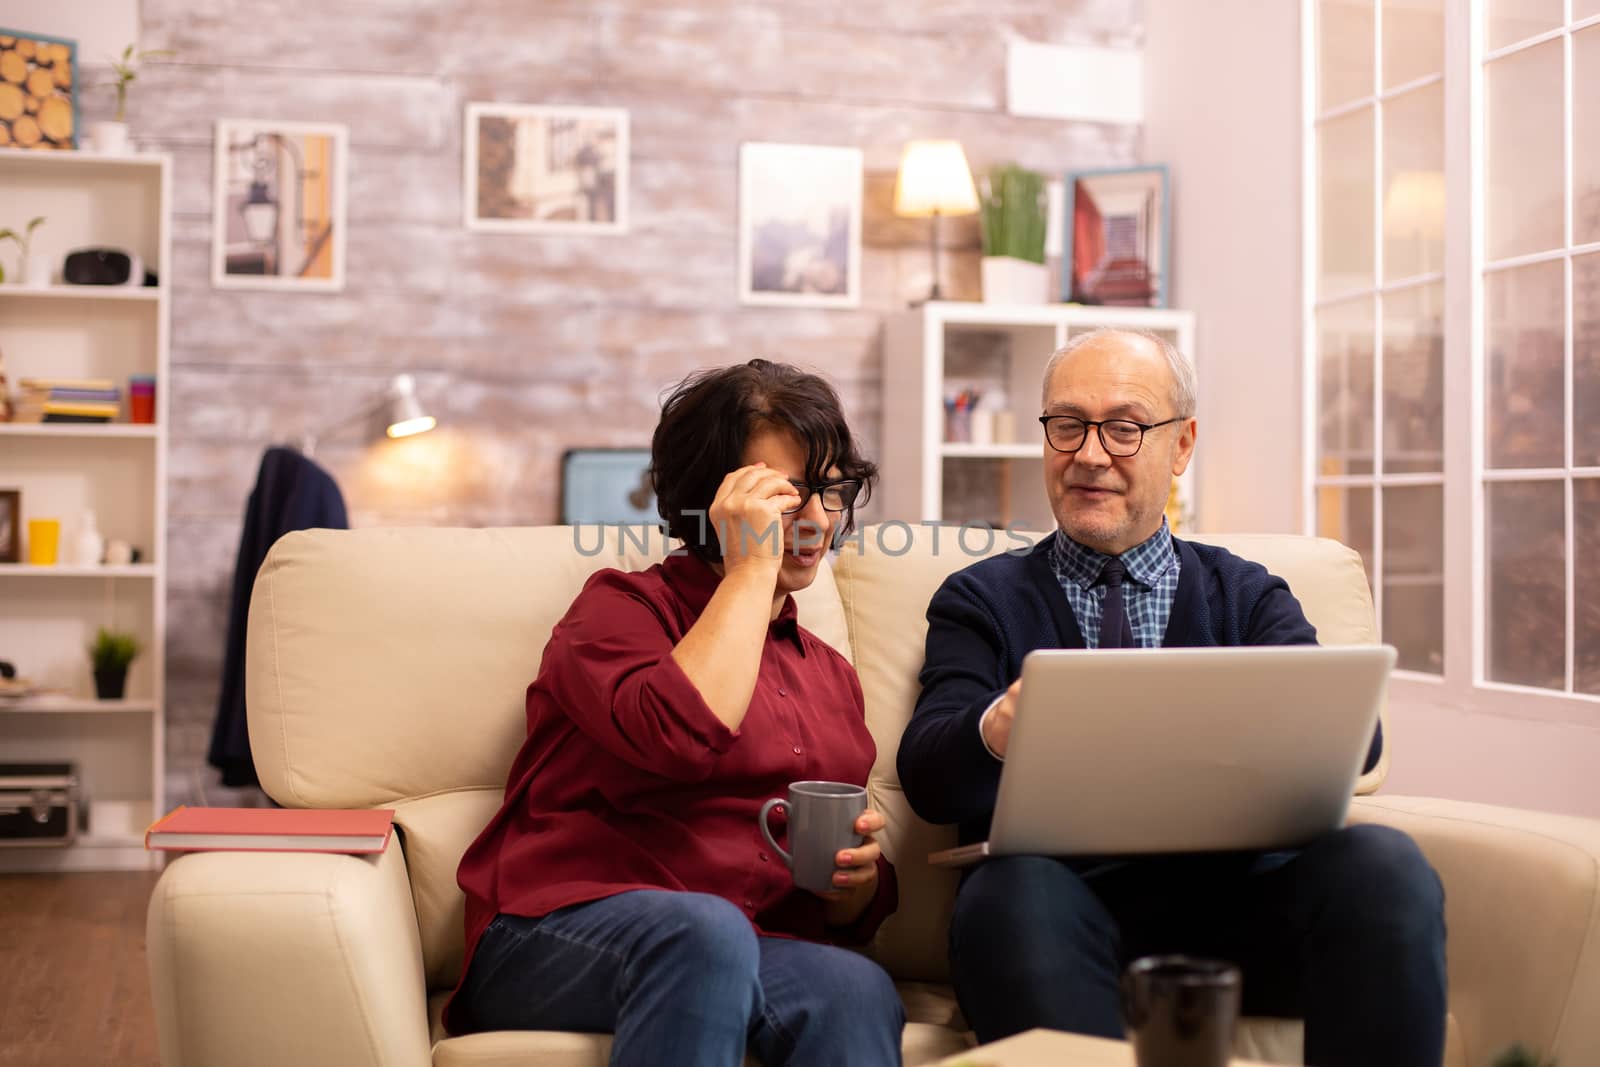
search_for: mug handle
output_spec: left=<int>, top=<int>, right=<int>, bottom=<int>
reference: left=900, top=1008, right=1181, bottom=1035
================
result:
left=758, top=798, right=793, bottom=869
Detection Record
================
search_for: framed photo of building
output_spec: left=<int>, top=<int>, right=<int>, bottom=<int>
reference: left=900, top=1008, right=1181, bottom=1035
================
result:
left=464, top=103, right=629, bottom=234
left=1062, top=165, right=1170, bottom=308
left=739, top=142, right=862, bottom=309
left=211, top=119, right=348, bottom=291
left=0, top=30, right=78, bottom=150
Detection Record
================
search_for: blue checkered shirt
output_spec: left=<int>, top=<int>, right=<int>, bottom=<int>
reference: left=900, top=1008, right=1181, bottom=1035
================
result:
left=1050, top=521, right=1181, bottom=648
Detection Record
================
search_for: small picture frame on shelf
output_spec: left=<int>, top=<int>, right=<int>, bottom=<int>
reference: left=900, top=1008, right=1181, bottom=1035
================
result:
left=211, top=119, right=348, bottom=291
left=0, top=489, right=20, bottom=563
left=464, top=103, right=629, bottom=234
left=0, top=30, right=78, bottom=150
left=739, top=142, right=862, bottom=309
left=1061, top=165, right=1170, bottom=308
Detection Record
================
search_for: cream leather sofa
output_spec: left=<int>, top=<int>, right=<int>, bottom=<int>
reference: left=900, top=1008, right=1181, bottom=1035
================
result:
left=148, top=526, right=1600, bottom=1067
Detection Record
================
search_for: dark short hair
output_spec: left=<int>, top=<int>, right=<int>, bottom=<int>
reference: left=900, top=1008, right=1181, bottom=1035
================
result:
left=650, top=359, right=878, bottom=562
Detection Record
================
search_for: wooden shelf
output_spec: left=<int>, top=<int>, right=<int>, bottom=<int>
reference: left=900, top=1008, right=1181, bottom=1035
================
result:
left=0, top=284, right=161, bottom=302
left=0, top=147, right=167, bottom=171
left=0, top=564, right=157, bottom=578
left=941, top=443, right=1043, bottom=459
left=0, top=697, right=156, bottom=714
left=0, top=423, right=158, bottom=438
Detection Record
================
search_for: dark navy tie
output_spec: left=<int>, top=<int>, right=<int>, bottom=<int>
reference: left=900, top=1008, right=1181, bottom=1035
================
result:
left=1097, top=558, right=1136, bottom=649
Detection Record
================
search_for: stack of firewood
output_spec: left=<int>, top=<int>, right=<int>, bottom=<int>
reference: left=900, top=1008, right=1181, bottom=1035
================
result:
left=0, top=34, right=75, bottom=150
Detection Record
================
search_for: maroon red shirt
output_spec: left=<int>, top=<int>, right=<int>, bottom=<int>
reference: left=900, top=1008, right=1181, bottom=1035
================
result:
left=445, top=550, right=897, bottom=1033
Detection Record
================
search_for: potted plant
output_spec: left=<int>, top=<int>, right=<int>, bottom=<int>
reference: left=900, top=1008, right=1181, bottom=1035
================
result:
left=0, top=216, right=48, bottom=287
left=1492, top=1045, right=1556, bottom=1067
left=88, top=627, right=142, bottom=700
left=89, top=43, right=174, bottom=155
left=978, top=163, right=1049, bottom=304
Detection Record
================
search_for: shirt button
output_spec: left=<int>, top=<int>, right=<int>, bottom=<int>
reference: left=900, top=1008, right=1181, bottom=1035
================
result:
left=743, top=898, right=755, bottom=910
left=792, top=745, right=803, bottom=755
left=759, top=851, right=769, bottom=862
left=778, top=687, right=787, bottom=697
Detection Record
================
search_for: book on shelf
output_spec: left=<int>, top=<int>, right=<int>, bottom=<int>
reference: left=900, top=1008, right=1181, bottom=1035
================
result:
left=18, top=377, right=117, bottom=392
left=144, top=805, right=396, bottom=854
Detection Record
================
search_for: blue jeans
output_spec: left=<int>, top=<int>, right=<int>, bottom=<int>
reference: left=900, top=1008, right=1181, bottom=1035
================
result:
left=454, top=890, right=905, bottom=1067
left=949, top=824, right=1447, bottom=1067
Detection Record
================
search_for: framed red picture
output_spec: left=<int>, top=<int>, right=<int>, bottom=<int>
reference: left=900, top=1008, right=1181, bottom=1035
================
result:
left=1062, top=165, right=1170, bottom=308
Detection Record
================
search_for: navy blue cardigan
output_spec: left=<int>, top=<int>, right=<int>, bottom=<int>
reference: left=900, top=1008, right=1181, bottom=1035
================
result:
left=896, top=536, right=1383, bottom=846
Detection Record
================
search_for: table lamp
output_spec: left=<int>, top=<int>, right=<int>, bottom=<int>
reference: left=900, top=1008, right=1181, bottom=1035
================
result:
left=893, top=140, right=980, bottom=303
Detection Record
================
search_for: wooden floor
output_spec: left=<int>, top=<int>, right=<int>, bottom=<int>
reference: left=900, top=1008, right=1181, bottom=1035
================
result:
left=0, top=871, right=161, bottom=1067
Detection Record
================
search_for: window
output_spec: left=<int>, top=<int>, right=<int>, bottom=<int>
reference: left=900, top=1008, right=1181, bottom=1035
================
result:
left=1307, top=0, right=1447, bottom=676
left=1306, top=0, right=1600, bottom=707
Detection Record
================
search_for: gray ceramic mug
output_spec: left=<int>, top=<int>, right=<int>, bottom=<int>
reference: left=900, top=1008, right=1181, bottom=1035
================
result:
left=758, top=780, right=868, bottom=893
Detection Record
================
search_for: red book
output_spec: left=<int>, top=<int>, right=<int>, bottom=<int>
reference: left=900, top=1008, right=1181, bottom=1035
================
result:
left=144, top=805, right=396, bottom=854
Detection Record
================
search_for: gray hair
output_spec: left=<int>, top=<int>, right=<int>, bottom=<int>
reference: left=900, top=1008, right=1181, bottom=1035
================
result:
left=1040, top=328, right=1197, bottom=419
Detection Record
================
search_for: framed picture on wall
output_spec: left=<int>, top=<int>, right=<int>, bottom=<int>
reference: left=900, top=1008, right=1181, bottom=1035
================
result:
left=464, top=103, right=629, bottom=234
left=559, top=448, right=656, bottom=525
left=738, top=142, right=862, bottom=309
left=0, top=30, right=78, bottom=150
left=0, top=489, right=19, bottom=563
left=211, top=119, right=348, bottom=291
left=1061, top=165, right=1170, bottom=308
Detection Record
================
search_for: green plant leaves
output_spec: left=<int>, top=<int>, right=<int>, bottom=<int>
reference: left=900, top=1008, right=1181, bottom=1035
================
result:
left=980, top=164, right=1047, bottom=265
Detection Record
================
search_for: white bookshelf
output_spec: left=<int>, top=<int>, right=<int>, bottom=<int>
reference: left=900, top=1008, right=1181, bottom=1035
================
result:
left=0, top=148, right=170, bottom=872
left=881, top=302, right=1198, bottom=532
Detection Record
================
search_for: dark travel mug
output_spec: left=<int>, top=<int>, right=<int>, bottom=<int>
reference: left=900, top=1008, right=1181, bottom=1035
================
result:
left=1120, top=955, right=1242, bottom=1067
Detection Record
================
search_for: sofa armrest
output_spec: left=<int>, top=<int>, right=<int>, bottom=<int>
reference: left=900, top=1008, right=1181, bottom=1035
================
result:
left=1349, top=795, right=1600, bottom=1066
left=146, top=837, right=432, bottom=1067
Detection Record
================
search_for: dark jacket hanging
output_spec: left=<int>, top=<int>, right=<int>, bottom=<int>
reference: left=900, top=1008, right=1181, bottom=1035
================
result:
left=207, top=447, right=349, bottom=788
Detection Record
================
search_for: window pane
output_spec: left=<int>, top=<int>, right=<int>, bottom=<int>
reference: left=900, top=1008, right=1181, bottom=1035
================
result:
left=1320, top=0, right=1375, bottom=110
left=1319, top=108, right=1375, bottom=296
left=1486, top=0, right=1564, bottom=51
left=1579, top=0, right=1600, bottom=19
left=1383, top=484, right=1444, bottom=673
left=1383, top=283, right=1444, bottom=473
left=1486, top=480, right=1566, bottom=688
left=1577, top=479, right=1600, bottom=695
left=1319, top=298, right=1376, bottom=476
left=1486, top=41, right=1565, bottom=261
left=1576, top=25, right=1600, bottom=247
left=1383, top=0, right=1444, bottom=88
left=1485, top=259, right=1565, bottom=469
left=1382, top=84, right=1445, bottom=281
left=1318, top=486, right=1375, bottom=593
left=1578, top=254, right=1600, bottom=466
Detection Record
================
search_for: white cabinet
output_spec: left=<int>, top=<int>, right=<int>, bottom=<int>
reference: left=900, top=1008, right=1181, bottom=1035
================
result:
left=0, top=149, right=170, bottom=871
left=881, top=302, right=1197, bottom=532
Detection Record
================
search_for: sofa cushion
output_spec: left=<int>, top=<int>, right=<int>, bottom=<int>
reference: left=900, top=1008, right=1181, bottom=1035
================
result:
left=394, top=789, right=503, bottom=990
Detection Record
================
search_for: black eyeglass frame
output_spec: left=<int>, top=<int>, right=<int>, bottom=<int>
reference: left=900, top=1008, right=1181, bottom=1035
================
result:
left=1038, top=414, right=1186, bottom=457
left=783, top=478, right=864, bottom=515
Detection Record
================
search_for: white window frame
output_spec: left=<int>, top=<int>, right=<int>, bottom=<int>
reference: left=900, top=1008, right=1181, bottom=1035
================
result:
left=1302, top=0, right=1600, bottom=725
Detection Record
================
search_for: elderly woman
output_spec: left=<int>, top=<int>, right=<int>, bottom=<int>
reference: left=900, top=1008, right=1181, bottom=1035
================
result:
left=445, top=360, right=904, bottom=1066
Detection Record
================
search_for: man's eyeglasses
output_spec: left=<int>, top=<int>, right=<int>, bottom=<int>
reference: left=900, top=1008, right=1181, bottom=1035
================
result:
left=1038, top=415, right=1185, bottom=457
left=784, top=479, right=863, bottom=514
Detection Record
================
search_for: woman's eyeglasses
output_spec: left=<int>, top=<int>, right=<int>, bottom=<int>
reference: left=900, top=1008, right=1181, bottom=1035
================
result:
left=784, top=479, right=863, bottom=514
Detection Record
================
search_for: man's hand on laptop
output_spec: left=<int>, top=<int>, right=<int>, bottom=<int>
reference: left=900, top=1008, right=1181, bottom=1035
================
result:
left=980, top=679, right=1023, bottom=758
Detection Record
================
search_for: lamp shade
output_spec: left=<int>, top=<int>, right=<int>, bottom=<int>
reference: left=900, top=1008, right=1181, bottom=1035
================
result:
left=384, top=374, right=436, bottom=439
left=1383, top=170, right=1445, bottom=240
left=894, top=140, right=980, bottom=218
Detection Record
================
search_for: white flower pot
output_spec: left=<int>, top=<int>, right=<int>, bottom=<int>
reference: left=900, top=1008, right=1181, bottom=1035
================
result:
left=981, top=256, right=1050, bottom=305
left=88, top=121, right=131, bottom=155
left=21, top=250, right=50, bottom=287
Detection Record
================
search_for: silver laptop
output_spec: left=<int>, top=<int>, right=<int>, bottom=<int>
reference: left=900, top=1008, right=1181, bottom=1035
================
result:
left=929, top=644, right=1396, bottom=867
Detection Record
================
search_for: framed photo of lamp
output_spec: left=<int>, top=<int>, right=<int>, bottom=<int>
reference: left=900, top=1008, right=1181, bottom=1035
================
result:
left=464, top=103, right=629, bottom=234
left=0, top=29, right=78, bottom=150
left=211, top=119, right=348, bottom=291
left=1061, top=165, right=1170, bottom=308
left=738, top=142, right=862, bottom=309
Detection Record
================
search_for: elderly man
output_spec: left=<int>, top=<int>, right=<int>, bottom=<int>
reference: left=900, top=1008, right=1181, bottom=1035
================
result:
left=896, top=329, right=1447, bottom=1067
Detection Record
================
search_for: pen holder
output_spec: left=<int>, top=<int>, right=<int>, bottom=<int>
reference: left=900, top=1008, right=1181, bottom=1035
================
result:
left=946, top=408, right=972, bottom=444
